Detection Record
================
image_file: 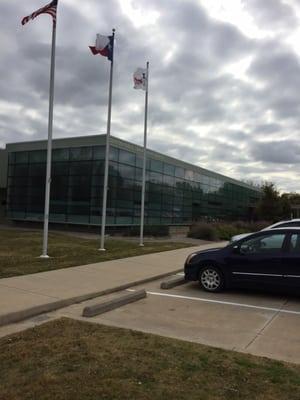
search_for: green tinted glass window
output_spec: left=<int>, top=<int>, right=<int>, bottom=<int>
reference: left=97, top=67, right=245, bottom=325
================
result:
left=203, top=175, right=210, bottom=185
left=163, top=174, right=174, bottom=186
left=8, top=152, right=16, bottom=164
left=135, top=168, right=143, bottom=181
left=69, top=184, right=91, bottom=201
left=163, top=163, right=175, bottom=176
left=109, top=162, right=119, bottom=176
left=8, top=165, right=15, bottom=177
left=28, top=176, right=45, bottom=187
left=53, top=148, right=69, bottom=162
left=149, top=171, right=163, bottom=183
left=52, top=162, right=69, bottom=176
left=14, top=164, right=28, bottom=177
left=69, top=162, right=92, bottom=175
left=185, top=169, right=194, bottom=181
left=51, top=176, right=68, bottom=199
left=175, top=166, right=184, bottom=178
left=91, top=185, right=102, bottom=198
left=29, top=150, right=47, bottom=163
left=109, top=146, right=118, bottom=161
left=15, top=152, right=28, bottom=164
left=119, top=149, right=135, bottom=166
left=119, top=164, right=135, bottom=180
left=150, top=159, right=163, bottom=173
left=92, top=161, right=104, bottom=175
left=70, top=147, right=92, bottom=161
left=69, top=175, right=91, bottom=187
left=28, top=163, right=46, bottom=176
left=93, top=146, right=105, bottom=160
left=136, top=155, right=143, bottom=168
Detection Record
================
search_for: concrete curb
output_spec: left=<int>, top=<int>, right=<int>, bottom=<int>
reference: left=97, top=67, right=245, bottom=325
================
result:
left=160, top=276, right=187, bottom=289
left=0, top=268, right=183, bottom=327
left=82, top=289, right=147, bottom=317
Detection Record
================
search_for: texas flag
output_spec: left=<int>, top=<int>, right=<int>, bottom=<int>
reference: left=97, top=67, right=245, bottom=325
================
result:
left=89, top=34, right=113, bottom=61
left=133, top=68, right=147, bottom=90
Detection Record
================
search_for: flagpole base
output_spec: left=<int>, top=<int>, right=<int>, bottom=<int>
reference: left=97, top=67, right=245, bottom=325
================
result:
left=98, top=248, right=106, bottom=252
left=39, top=254, right=50, bottom=259
left=139, top=243, right=144, bottom=247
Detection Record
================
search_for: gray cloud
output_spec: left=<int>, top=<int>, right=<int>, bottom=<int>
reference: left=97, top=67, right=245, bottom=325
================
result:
left=1, top=0, right=300, bottom=192
left=251, top=140, right=300, bottom=164
left=252, top=123, right=282, bottom=135
left=242, top=0, right=298, bottom=31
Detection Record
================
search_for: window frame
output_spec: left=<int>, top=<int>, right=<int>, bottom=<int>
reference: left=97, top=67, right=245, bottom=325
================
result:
left=238, top=232, right=288, bottom=255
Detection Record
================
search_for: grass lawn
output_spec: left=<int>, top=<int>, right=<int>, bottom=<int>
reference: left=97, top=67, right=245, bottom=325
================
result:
left=0, top=229, right=194, bottom=279
left=1, top=318, right=300, bottom=400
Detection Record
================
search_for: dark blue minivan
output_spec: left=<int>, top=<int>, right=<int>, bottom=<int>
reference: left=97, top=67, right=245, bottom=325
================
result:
left=184, top=229, right=300, bottom=292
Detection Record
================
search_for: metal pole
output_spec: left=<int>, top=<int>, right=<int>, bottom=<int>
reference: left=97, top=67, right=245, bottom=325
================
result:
left=139, top=61, right=149, bottom=247
left=99, top=29, right=115, bottom=251
left=40, top=21, right=57, bottom=258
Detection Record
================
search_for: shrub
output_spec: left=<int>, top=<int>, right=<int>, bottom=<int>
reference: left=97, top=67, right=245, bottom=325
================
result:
left=187, top=220, right=271, bottom=241
left=188, top=223, right=218, bottom=241
left=214, top=221, right=271, bottom=240
left=231, top=220, right=270, bottom=233
left=214, top=223, right=240, bottom=240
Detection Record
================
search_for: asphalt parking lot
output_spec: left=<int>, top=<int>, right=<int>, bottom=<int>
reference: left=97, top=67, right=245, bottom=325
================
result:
left=43, top=273, right=300, bottom=364
left=1, top=273, right=299, bottom=364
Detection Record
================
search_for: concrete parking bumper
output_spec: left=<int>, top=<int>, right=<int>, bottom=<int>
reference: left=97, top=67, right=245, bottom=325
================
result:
left=82, top=289, right=147, bottom=317
left=160, top=276, right=187, bottom=289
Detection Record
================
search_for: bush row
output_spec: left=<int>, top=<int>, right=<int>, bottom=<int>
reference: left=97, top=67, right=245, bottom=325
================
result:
left=119, top=221, right=269, bottom=240
left=187, top=221, right=269, bottom=241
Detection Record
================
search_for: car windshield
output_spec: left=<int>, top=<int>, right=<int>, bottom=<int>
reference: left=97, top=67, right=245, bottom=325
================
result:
left=228, top=233, right=251, bottom=245
left=226, top=239, right=239, bottom=247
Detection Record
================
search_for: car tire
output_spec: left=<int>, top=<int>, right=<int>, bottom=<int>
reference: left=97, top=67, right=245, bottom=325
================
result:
left=199, top=265, right=225, bottom=293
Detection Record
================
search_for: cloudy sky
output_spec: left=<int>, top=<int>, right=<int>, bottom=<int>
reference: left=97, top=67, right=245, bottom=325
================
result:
left=1, top=0, right=300, bottom=192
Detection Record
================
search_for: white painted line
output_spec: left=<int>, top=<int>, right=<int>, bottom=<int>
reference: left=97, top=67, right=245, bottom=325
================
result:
left=126, top=289, right=300, bottom=316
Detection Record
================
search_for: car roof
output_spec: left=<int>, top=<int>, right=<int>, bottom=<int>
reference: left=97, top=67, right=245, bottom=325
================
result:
left=265, top=219, right=300, bottom=229
left=266, top=227, right=300, bottom=231
left=234, top=227, right=300, bottom=242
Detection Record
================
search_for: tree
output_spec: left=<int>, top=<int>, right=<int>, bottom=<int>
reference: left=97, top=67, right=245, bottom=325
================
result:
left=280, top=194, right=292, bottom=219
left=255, top=182, right=288, bottom=221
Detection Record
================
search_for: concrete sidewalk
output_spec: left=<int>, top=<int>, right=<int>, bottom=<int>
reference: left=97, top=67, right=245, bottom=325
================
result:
left=0, top=242, right=225, bottom=326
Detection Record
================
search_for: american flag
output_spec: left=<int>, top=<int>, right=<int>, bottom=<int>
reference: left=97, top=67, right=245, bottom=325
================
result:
left=22, top=0, right=58, bottom=26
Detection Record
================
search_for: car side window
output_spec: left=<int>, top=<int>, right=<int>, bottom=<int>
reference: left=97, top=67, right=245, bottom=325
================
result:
left=240, top=233, right=286, bottom=255
left=289, top=233, right=300, bottom=253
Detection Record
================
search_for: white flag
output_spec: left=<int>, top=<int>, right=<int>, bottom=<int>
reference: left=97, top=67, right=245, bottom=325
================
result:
left=133, top=68, right=147, bottom=90
left=95, top=34, right=110, bottom=51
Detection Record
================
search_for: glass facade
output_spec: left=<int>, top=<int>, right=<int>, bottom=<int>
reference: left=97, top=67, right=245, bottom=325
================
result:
left=6, top=141, right=261, bottom=225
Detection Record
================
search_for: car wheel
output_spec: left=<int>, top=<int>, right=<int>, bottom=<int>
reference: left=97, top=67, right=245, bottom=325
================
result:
left=199, top=265, right=224, bottom=292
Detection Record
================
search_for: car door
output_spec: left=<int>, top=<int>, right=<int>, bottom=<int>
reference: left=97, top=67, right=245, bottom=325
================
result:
left=282, top=232, right=300, bottom=288
left=226, top=232, right=287, bottom=286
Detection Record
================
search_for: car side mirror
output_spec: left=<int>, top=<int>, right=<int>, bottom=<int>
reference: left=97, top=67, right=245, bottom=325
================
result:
left=232, top=245, right=240, bottom=254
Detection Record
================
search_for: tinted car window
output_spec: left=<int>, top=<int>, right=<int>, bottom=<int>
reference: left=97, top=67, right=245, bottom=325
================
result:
left=240, top=233, right=285, bottom=255
left=289, top=233, right=300, bottom=252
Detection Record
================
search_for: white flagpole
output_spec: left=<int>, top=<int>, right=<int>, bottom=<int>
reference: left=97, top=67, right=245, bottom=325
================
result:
left=99, top=29, right=115, bottom=251
left=139, top=61, right=149, bottom=247
left=40, top=19, right=57, bottom=258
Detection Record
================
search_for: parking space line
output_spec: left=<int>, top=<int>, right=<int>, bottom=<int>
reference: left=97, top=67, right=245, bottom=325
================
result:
left=126, top=289, right=300, bottom=316
left=244, top=299, right=289, bottom=349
